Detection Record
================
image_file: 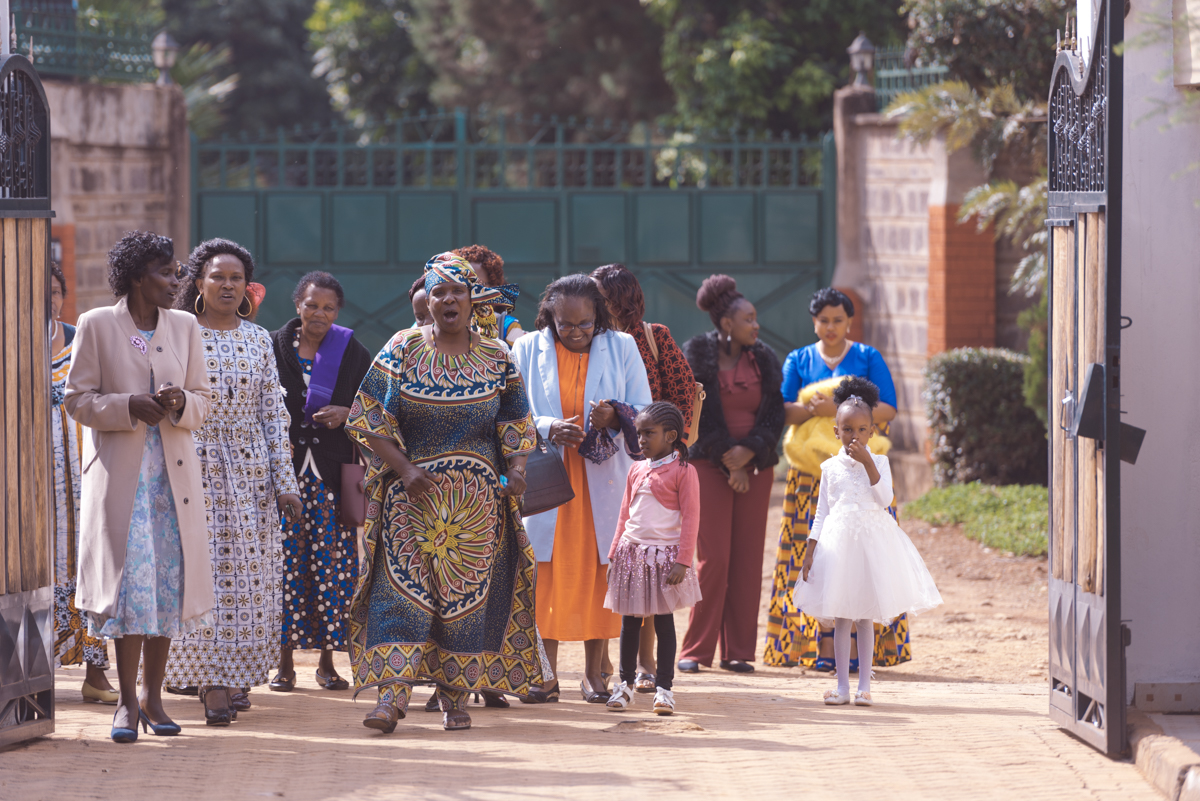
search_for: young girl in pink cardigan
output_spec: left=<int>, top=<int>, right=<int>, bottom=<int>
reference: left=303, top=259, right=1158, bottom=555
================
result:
left=604, top=402, right=702, bottom=715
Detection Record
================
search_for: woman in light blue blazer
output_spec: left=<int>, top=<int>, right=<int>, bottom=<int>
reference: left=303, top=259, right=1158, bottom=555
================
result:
left=512, top=274, right=652, bottom=702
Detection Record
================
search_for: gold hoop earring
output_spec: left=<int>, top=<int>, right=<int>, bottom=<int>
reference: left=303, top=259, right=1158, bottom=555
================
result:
left=237, top=295, right=252, bottom=318
left=195, top=295, right=204, bottom=315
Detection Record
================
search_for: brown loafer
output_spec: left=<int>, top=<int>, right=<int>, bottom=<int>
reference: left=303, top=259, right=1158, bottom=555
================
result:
left=363, top=701, right=402, bottom=734
left=230, top=688, right=251, bottom=711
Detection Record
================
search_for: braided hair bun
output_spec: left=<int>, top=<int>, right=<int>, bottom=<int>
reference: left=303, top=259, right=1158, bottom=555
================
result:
left=696, top=274, right=744, bottom=328
left=833, top=375, right=880, bottom=410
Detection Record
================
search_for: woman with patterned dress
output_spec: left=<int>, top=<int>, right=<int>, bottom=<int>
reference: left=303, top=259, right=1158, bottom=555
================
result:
left=762, top=288, right=906, bottom=671
left=347, top=253, right=540, bottom=733
left=49, top=263, right=116, bottom=704
left=269, top=272, right=372, bottom=692
left=591, top=263, right=697, bottom=693
left=164, top=238, right=301, bottom=726
left=65, top=231, right=213, bottom=742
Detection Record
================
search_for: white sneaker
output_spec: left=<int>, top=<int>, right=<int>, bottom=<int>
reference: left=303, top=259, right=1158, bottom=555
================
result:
left=653, top=687, right=675, bottom=715
left=606, top=681, right=634, bottom=710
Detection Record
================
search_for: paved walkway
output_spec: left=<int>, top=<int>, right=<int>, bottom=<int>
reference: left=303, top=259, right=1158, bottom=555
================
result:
left=0, top=658, right=1163, bottom=800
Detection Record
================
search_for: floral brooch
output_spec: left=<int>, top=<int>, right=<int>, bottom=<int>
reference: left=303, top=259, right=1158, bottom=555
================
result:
left=130, top=335, right=147, bottom=355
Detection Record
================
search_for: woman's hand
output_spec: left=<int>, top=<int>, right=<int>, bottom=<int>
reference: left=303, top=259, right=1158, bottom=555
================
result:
left=278, top=493, right=302, bottom=523
left=312, top=405, right=351, bottom=430
left=805, top=392, right=837, bottom=418
left=549, top=416, right=585, bottom=447
left=721, top=444, right=755, bottom=472
left=666, top=562, right=688, bottom=586
left=129, top=394, right=167, bottom=426
left=728, top=467, right=750, bottom=494
left=801, top=543, right=816, bottom=582
left=400, top=464, right=438, bottom=502
left=500, top=468, right=527, bottom=497
left=588, top=400, right=616, bottom=431
left=154, top=383, right=186, bottom=415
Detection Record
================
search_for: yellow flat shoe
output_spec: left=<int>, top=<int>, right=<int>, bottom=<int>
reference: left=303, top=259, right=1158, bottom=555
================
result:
left=82, top=681, right=119, bottom=705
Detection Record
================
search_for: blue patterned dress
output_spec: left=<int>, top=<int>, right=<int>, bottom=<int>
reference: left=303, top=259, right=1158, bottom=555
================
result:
left=164, top=320, right=299, bottom=688
left=88, top=329, right=199, bottom=639
left=345, top=328, right=541, bottom=706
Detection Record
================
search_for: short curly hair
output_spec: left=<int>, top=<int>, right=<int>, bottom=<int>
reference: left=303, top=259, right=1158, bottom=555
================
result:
left=453, top=244, right=505, bottom=286
left=590, top=264, right=644, bottom=333
left=534, top=274, right=613, bottom=339
left=174, top=238, right=256, bottom=314
left=292, top=271, right=345, bottom=308
left=408, top=274, right=426, bottom=302
left=809, top=287, right=855, bottom=318
left=106, top=231, right=174, bottom=298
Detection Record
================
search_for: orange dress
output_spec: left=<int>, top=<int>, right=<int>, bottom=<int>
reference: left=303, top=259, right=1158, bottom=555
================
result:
left=535, top=341, right=623, bottom=641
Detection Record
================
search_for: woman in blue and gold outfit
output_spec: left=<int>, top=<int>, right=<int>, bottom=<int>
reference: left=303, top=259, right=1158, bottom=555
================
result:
left=346, top=253, right=542, bottom=733
left=763, top=288, right=910, bottom=671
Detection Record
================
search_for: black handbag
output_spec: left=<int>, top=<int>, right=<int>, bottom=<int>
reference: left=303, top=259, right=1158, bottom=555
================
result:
left=519, top=432, right=575, bottom=517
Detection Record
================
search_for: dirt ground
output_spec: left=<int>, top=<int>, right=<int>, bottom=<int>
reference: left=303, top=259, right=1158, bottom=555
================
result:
left=2, top=480, right=1152, bottom=801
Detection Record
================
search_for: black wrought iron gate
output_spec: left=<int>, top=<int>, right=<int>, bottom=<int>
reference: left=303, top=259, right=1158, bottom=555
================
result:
left=1046, top=0, right=1131, bottom=755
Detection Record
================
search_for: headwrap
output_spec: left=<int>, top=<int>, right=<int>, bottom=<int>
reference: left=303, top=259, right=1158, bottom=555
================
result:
left=423, top=252, right=520, bottom=340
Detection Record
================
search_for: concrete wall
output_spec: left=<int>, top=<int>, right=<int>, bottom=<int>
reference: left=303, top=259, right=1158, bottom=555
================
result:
left=1120, top=1, right=1200, bottom=698
left=46, top=80, right=189, bottom=318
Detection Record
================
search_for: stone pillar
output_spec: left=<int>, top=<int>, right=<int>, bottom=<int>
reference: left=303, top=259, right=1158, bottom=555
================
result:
left=831, top=83, right=879, bottom=291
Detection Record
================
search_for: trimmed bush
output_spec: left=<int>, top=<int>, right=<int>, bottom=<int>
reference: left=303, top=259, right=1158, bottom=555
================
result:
left=923, top=347, right=1048, bottom=487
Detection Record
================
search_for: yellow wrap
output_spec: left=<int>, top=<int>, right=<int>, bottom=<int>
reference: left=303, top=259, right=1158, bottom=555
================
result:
left=782, top=375, right=891, bottom=476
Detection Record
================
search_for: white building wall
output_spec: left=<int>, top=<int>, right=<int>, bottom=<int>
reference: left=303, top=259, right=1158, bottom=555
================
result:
left=1120, top=1, right=1200, bottom=697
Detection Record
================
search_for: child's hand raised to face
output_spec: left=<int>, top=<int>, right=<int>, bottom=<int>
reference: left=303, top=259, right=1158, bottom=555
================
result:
left=844, top=438, right=873, bottom=466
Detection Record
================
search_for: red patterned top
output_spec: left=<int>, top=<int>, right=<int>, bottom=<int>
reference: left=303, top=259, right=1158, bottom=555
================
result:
left=629, top=322, right=697, bottom=435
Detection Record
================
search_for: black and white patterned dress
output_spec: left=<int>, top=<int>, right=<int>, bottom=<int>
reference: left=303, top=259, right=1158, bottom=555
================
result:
left=164, top=320, right=299, bottom=688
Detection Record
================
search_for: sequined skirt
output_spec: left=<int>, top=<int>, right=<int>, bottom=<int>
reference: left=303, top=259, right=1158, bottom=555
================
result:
left=604, top=540, right=702, bottom=616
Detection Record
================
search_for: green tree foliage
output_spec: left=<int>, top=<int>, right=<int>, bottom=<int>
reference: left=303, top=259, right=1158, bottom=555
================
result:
left=643, top=0, right=906, bottom=136
left=163, top=0, right=333, bottom=134
left=902, top=0, right=1067, bottom=102
left=308, top=0, right=434, bottom=126
left=407, top=0, right=672, bottom=124
left=171, top=43, right=239, bottom=140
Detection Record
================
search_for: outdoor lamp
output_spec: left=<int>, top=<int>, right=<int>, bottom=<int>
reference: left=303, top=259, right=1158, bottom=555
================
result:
left=152, top=30, right=179, bottom=86
left=847, top=32, right=875, bottom=86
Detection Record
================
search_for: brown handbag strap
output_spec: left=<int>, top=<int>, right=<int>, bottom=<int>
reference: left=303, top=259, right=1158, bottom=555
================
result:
left=643, top=321, right=659, bottom=362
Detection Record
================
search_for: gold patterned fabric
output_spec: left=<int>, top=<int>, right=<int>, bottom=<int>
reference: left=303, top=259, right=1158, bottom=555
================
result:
left=345, top=328, right=542, bottom=699
left=763, top=462, right=912, bottom=668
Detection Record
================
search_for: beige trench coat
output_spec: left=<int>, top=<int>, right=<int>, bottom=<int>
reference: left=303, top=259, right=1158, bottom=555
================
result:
left=64, top=297, right=214, bottom=625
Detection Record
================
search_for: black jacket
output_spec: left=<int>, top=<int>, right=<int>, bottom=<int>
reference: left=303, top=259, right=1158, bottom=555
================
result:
left=271, top=318, right=373, bottom=483
left=683, top=330, right=784, bottom=472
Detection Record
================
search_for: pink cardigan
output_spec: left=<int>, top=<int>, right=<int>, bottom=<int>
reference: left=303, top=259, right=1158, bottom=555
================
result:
left=609, top=457, right=701, bottom=564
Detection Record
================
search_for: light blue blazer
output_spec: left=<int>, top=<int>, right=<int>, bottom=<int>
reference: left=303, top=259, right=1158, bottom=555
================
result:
left=512, top=328, right=652, bottom=564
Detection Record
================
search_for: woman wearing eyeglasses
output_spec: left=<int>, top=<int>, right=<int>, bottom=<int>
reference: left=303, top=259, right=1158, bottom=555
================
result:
left=511, top=275, right=652, bottom=702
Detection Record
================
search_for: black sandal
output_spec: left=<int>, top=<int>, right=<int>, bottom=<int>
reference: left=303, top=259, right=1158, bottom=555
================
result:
left=476, top=690, right=510, bottom=708
left=200, top=686, right=234, bottom=726
left=315, top=670, right=349, bottom=691
left=268, top=672, right=295, bottom=692
left=519, top=682, right=560, bottom=704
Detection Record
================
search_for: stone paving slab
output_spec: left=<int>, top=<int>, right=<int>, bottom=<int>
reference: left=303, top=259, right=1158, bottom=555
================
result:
left=0, top=659, right=1164, bottom=801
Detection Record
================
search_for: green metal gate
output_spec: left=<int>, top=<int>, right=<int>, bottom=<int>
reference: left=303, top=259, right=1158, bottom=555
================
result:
left=192, top=110, right=835, bottom=355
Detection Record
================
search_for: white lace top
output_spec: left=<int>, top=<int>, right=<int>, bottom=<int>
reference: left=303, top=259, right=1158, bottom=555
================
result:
left=809, top=449, right=894, bottom=542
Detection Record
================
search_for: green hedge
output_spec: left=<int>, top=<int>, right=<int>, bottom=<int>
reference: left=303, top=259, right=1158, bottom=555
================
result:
left=924, top=347, right=1047, bottom=486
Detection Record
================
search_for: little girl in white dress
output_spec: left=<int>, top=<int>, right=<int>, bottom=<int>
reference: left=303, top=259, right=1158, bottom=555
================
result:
left=794, top=376, right=942, bottom=707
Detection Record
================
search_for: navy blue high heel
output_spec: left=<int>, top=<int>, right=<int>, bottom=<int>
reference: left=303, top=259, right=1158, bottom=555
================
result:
left=110, top=710, right=138, bottom=744
left=139, top=708, right=181, bottom=736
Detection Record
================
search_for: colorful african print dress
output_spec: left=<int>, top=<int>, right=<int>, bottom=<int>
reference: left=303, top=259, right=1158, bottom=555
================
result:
left=763, top=342, right=911, bottom=669
left=164, top=320, right=299, bottom=688
left=345, top=328, right=542, bottom=702
left=50, top=324, right=110, bottom=668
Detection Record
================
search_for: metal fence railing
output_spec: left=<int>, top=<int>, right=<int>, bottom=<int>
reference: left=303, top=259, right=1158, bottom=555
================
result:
left=874, top=47, right=949, bottom=111
left=13, top=3, right=157, bottom=83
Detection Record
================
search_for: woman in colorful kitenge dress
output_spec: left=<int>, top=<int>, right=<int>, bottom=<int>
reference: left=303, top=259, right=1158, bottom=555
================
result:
left=269, top=271, right=372, bottom=692
left=49, top=262, right=117, bottom=704
left=164, top=238, right=301, bottom=726
left=762, top=288, right=907, bottom=671
left=347, top=253, right=541, bottom=733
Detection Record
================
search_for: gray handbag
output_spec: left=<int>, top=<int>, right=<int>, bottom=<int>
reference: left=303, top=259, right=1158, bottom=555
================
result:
left=519, top=432, right=575, bottom=517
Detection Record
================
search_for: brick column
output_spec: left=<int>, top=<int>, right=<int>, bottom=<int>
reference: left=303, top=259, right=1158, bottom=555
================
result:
left=927, top=204, right=995, bottom=353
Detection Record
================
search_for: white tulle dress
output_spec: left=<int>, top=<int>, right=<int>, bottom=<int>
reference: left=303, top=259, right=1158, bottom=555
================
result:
left=793, top=449, right=942, bottom=625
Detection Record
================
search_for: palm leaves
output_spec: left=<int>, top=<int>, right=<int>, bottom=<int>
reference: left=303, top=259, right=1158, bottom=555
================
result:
left=958, top=176, right=1048, bottom=297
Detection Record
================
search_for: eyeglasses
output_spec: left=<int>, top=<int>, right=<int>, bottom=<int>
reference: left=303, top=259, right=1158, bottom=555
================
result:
left=555, top=319, right=595, bottom=333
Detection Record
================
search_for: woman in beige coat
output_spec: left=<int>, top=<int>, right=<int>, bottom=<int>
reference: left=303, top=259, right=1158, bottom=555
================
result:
left=64, top=231, right=212, bottom=743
